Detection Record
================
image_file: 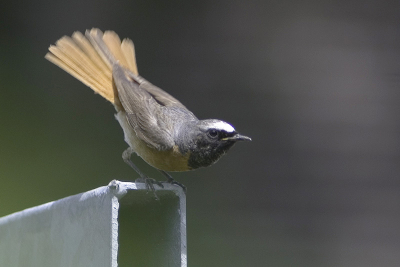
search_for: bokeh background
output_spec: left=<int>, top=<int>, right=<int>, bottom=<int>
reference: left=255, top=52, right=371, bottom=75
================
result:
left=1, top=0, right=400, bottom=266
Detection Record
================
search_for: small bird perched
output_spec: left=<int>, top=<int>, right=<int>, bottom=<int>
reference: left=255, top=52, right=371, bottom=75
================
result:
left=45, top=28, right=251, bottom=192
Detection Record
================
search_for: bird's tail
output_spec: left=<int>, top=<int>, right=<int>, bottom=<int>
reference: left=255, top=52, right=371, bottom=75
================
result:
left=45, top=28, right=139, bottom=105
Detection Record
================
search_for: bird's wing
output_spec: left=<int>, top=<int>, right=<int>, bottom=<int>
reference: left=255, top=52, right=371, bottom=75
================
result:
left=139, top=82, right=188, bottom=110
left=113, top=63, right=176, bottom=150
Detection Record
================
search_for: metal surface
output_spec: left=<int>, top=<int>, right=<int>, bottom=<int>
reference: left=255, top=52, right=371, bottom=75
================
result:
left=0, top=180, right=186, bottom=267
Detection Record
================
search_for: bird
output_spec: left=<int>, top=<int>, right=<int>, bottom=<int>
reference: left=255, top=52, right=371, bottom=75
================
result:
left=45, top=28, right=251, bottom=193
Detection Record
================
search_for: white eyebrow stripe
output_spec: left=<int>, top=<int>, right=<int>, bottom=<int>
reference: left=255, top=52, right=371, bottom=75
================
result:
left=209, top=121, right=235, bottom=133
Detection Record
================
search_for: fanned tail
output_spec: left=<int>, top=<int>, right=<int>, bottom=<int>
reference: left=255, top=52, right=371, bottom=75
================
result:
left=45, top=28, right=139, bottom=105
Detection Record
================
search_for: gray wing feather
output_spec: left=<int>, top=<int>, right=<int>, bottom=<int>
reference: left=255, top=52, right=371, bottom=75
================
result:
left=122, top=69, right=188, bottom=109
left=139, top=82, right=188, bottom=109
left=112, top=63, right=175, bottom=150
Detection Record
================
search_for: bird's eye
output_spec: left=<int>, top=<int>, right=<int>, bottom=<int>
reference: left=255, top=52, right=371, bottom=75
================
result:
left=207, top=129, right=219, bottom=138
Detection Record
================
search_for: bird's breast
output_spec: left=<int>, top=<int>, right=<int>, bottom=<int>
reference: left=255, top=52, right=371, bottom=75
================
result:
left=139, top=145, right=191, bottom=172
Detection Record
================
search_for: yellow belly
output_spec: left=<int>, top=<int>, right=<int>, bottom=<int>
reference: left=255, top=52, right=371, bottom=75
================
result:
left=139, top=144, right=191, bottom=172
left=115, top=111, right=191, bottom=172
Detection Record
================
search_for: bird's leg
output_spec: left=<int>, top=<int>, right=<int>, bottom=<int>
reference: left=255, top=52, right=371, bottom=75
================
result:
left=159, top=170, right=187, bottom=193
left=122, top=147, right=164, bottom=197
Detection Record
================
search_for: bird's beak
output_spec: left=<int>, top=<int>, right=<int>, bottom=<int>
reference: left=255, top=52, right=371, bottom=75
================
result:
left=222, top=134, right=252, bottom=142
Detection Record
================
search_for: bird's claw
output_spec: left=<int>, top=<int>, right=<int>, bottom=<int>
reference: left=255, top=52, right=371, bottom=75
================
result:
left=135, top=177, right=164, bottom=200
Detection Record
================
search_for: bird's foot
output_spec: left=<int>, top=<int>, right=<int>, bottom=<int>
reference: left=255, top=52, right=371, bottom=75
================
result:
left=135, top=177, right=164, bottom=200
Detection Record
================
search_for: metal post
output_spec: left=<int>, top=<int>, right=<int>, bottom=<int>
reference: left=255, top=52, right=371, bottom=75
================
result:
left=0, top=180, right=187, bottom=267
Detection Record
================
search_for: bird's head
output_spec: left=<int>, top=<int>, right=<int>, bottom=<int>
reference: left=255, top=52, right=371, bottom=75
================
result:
left=181, top=119, right=251, bottom=169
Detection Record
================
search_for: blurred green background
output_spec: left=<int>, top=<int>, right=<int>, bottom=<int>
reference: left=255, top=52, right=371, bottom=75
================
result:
left=1, top=0, right=400, bottom=266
